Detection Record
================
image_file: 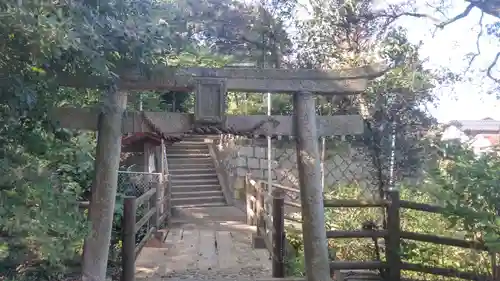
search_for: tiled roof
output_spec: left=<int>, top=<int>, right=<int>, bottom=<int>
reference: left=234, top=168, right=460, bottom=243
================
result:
left=449, top=119, right=500, bottom=132
left=121, top=133, right=161, bottom=147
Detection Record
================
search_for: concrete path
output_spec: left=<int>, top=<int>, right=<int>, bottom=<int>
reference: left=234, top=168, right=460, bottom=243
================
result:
left=135, top=206, right=272, bottom=281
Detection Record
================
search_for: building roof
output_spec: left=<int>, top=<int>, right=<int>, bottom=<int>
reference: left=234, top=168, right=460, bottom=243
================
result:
left=121, top=133, right=162, bottom=152
left=449, top=119, right=500, bottom=132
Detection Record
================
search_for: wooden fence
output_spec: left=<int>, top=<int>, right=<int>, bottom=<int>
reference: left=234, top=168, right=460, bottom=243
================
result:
left=245, top=176, right=286, bottom=278
left=78, top=173, right=171, bottom=281
left=325, top=190, right=494, bottom=281
left=121, top=173, right=171, bottom=281
left=244, top=174, right=497, bottom=281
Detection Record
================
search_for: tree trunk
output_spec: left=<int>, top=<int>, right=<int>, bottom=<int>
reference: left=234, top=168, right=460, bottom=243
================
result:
left=82, top=87, right=128, bottom=281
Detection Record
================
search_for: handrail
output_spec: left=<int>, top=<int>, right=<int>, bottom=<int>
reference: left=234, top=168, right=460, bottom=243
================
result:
left=121, top=178, right=171, bottom=281
left=244, top=174, right=286, bottom=278
left=207, top=142, right=234, bottom=206
left=76, top=170, right=171, bottom=281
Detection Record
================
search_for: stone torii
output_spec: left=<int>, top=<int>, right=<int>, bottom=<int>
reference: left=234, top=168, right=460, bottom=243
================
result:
left=53, top=64, right=386, bottom=281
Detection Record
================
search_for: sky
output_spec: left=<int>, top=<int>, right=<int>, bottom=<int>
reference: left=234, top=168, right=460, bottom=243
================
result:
left=392, top=1, right=500, bottom=123
left=293, top=0, right=499, bottom=123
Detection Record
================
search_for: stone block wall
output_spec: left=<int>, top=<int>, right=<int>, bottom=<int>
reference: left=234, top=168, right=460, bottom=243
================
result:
left=215, top=136, right=377, bottom=195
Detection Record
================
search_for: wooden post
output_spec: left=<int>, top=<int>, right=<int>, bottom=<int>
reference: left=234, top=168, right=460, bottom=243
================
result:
left=165, top=173, right=171, bottom=227
left=155, top=139, right=165, bottom=223
left=272, top=189, right=285, bottom=278
left=256, top=182, right=265, bottom=236
left=154, top=178, right=162, bottom=229
left=245, top=176, right=253, bottom=225
left=148, top=184, right=156, bottom=230
left=82, top=88, right=128, bottom=281
left=293, top=91, right=330, bottom=281
left=386, top=190, right=401, bottom=281
left=122, top=197, right=137, bottom=281
left=143, top=143, right=156, bottom=229
left=492, top=253, right=499, bottom=281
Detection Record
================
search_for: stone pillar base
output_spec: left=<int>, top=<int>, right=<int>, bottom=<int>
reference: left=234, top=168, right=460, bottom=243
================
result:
left=252, top=233, right=266, bottom=249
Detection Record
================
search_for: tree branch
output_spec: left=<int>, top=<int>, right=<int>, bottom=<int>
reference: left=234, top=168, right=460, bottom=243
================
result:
left=487, top=52, right=500, bottom=83
left=367, top=2, right=499, bottom=84
left=465, top=12, right=485, bottom=72
left=436, top=3, right=474, bottom=29
left=465, top=0, right=500, bottom=19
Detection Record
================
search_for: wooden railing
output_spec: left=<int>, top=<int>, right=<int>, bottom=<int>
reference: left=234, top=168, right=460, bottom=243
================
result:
left=325, top=190, right=496, bottom=281
left=244, top=175, right=286, bottom=278
left=120, top=173, right=171, bottom=281
left=243, top=176, right=497, bottom=281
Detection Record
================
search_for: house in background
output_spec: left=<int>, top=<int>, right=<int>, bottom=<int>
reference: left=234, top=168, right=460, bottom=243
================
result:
left=442, top=118, right=500, bottom=154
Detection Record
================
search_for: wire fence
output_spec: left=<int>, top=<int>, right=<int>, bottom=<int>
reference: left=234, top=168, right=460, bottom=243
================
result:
left=217, top=135, right=390, bottom=204
left=220, top=91, right=435, bottom=201
left=117, top=170, right=162, bottom=197
left=116, top=170, right=166, bottom=264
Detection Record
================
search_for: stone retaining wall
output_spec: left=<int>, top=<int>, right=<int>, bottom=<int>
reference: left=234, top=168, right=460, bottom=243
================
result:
left=215, top=136, right=377, bottom=193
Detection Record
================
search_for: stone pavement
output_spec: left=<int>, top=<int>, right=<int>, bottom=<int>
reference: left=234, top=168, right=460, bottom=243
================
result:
left=135, top=206, right=272, bottom=281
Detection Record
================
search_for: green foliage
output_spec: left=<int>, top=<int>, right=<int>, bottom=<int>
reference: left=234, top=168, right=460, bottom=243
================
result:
left=0, top=126, right=94, bottom=279
left=0, top=0, right=175, bottom=278
left=427, top=141, right=500, bottom=251
left=0, top=0, right=293, bottom=279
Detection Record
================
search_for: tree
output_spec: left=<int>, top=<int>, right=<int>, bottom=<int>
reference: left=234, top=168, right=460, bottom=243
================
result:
left=0, top=0, right=293, bottom=280
left=0, top=0, right=175, bottom=280
left=293, top=0, right=441, bottom=192
left=355, top=0, right=499, bottom=83
left=427, top=141, right=500, bottom=251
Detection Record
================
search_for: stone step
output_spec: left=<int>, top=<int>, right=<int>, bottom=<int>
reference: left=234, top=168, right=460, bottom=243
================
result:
left=171, top=202, right=227, bottom=210
left=170, top=178, right=220, bottom=185
left=167, top=162, right=215, bottom=169
left=177, top=141, right=214, bottom=144
left=167, top=149, right=210, bottom=154
left=167, top=154, right=211, bottom=158
left=169, top=142, right=209, bottom=147
left=171, top=190, right=223, bottom=199
left=171, top=184, right=222, bottom=192
left=169, top=168, right=216, bottom=175
left=170, top=173, right=219, bottom=180
left=182, top=135, right=219, bottom=140
left=167, top=158, right=213, bottom=164
left=171, top=196, right=225, bottom=207
left=167, top=147, right=209, bottom=153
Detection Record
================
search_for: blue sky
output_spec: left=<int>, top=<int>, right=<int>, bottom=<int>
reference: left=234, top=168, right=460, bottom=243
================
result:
left=395, top=1, right=499, bottom=122
left=293, top=0, right=499, bottom=123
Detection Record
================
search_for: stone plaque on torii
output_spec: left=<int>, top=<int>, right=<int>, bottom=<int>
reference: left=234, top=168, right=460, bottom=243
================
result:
left=54, top=64, right=385, bottom=281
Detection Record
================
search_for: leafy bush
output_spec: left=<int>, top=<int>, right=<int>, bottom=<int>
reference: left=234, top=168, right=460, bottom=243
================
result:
left=0, top=130, right=95, bottom=280
left=427, top=142, right=500, bottom=251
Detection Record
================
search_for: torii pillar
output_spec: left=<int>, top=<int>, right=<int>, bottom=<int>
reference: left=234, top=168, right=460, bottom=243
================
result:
left=294, top=92, right=330, bottom=281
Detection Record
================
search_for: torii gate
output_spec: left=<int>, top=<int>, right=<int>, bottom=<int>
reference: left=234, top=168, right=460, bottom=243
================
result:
left=53, top=64, right=385, bottom=281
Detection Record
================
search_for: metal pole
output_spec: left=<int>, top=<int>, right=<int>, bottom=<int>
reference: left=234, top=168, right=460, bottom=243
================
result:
left=321, top=137, right=325, bottom=192
left=293, top=91, right=330, bottom=281
left=389, top=118, right=397, bottom=190
left=267, top=92, right=272, bottom=194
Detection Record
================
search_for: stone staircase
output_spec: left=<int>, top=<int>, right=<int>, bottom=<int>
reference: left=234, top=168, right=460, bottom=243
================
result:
left=167, top=136, right=226, bottom=208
